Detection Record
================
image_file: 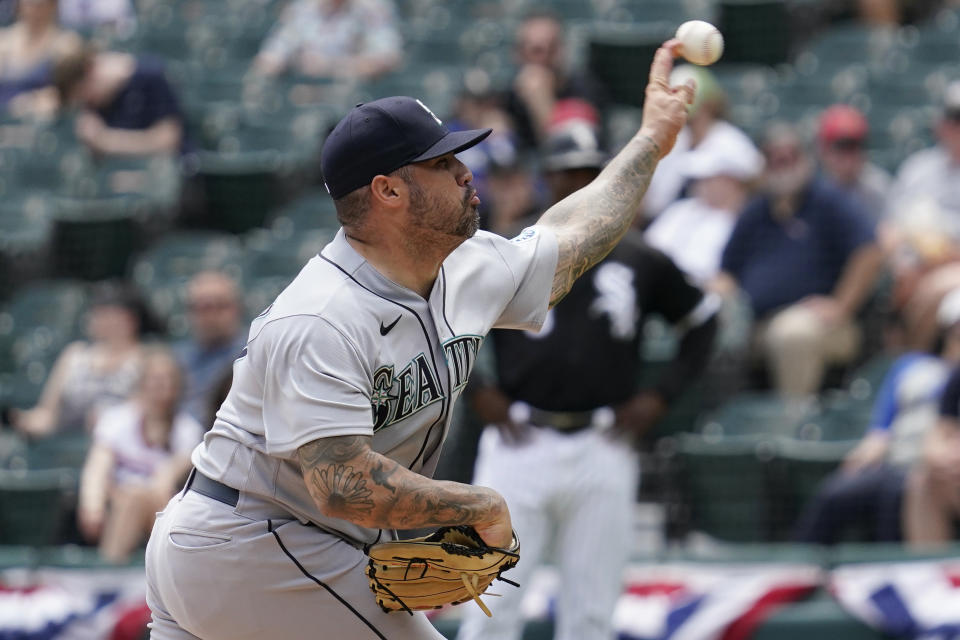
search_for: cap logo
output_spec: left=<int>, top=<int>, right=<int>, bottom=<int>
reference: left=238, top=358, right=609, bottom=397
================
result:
left=415, top=98, right=442, bottom=126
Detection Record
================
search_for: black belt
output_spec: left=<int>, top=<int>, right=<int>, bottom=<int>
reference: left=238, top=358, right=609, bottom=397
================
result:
left=527, top=406, right=596, bottom=432
left=186, top=468, right=240, bottom=507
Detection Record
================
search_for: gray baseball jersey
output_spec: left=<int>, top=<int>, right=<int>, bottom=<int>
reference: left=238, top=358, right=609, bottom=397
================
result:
left=192, top=225, right=558, bottom=544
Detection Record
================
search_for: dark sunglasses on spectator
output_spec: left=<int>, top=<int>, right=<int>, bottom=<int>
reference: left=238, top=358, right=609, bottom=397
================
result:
left=945, top=109, right=960, bottom=123
left=830, top=137, right=864, bottom=152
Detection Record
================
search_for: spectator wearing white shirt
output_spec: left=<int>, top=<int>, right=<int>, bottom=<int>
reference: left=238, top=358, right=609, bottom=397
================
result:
left=77, top=346, right=203, bottom=563
left=251, top=0, right=402, bottom=79
left=644, top=136, right=763, bottom=285
left=58, top=0, right=136, bottom=38
left=887, top=81, right=960, bottom=351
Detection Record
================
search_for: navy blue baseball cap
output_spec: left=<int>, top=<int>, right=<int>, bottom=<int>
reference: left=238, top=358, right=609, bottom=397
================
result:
left=321, top=96, right=492, bottom=199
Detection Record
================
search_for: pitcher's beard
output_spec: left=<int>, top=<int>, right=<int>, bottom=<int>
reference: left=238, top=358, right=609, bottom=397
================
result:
left=454, top=201, right=480, bottom=238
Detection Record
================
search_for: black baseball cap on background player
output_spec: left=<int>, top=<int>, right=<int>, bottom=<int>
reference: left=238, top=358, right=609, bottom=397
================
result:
left=320, top=96, right=492, bottom=199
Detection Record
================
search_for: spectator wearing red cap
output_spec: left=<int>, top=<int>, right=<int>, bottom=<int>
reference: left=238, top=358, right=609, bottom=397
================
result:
left=817, top=104, right=891, bottom=219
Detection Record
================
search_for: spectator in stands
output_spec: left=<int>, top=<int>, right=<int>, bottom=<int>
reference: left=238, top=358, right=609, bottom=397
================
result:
left=502, top=7, right=607, bottom=150
left=58, top=0, right=136, bottom=39
left=642, top=65, right=760, bottom=221
left=10, top=281, right=145, bottom=437
left=172, top=271, right=245, bottom=426
left=0, top=0, right=80, bottom=110
left=645, top=133, right=763, bottom=284
left=885, top=81, right=960, bottom=351
left=51, top=41, right=185, bottom=155
left=77, top=346, right=203, bottom=562
left=817, top=104, right=891, bottom=218
left=794, top=291, right=960, bottom=544
left=251, top=0, right=402, bottom=80
left=714, top=122, right=885, bottom=398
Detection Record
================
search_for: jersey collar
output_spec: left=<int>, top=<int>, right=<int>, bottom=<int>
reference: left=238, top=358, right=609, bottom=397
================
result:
left=322, top=228, right=438, bottom=305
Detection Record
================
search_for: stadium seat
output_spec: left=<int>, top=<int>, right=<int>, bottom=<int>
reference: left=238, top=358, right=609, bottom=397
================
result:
left=268, top=189, right=338, bottom=234
left=769, top=437, right=854, bottom=539
left=24, top=434, right=92, bottom=471
left=718, top=0, right=792, bottom=65
left=670, top=433, right=777, bottom=543
left=699, top=392, right=817, bottom=438
left=587, top=24, right=670, bottom=107
left=0, top=467, right=76, bottom=546
left=50, top=197, right=141, bottom=281
left=0, top=194, right=53, bottom=298
left=0, top=280, right=90, bottom=408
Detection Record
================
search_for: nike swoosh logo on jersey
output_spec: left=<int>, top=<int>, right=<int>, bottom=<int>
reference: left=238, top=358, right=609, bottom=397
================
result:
left=380, top=315, right=401, bottom=336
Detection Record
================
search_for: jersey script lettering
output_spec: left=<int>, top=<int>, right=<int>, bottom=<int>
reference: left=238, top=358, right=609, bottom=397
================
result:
left=369, top=335, right=482, bottom=431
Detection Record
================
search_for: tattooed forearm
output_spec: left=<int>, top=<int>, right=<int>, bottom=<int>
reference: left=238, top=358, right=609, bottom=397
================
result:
left=370, top=461, right=397, bottom=493
left=310, top=464, right=375, bottom=520
left=538, top=133, right=661, bottom=306
left=298, top=436, right=505, bottom=530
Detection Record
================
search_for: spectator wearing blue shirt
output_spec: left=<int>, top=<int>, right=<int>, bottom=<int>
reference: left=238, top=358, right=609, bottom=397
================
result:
left=51, top=42, right=184, bottom=155
left=172, top=272, right=246, bottom=427
left=794, top=292, right=960, bottom=544
left=713, top=122, right=885, bottom=398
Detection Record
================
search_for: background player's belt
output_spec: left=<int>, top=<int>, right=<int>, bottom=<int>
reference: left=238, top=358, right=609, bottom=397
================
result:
left=510, top=402, right=616, bottom=433
left=528, top=407, right=594, bottom=431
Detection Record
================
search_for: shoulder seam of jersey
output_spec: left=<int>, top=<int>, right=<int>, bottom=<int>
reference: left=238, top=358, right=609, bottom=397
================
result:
left=485, top=233, right=520, bottom=292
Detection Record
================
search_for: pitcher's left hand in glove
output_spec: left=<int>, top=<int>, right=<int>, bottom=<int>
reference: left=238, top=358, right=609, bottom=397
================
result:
left=365, top=525, right=520, bottom=617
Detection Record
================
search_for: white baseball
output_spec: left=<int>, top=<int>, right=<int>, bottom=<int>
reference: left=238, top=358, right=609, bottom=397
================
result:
left=675, top=20, right=724, bottom=66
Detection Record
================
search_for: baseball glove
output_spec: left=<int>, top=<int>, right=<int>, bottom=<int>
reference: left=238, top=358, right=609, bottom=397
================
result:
left=365, top=525, right=520, bottom=617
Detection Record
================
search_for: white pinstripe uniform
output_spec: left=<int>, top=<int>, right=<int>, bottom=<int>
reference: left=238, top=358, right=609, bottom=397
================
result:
left=144, top=225, right=557, bottom=639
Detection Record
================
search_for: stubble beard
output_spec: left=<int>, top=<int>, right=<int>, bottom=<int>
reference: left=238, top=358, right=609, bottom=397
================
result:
left=408, top=181, right=479, bottom=248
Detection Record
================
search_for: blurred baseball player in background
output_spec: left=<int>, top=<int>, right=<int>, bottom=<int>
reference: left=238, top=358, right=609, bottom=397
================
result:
left=144, top=41, right=694, bottom=640
left=457, top=121, right=719, bottom=640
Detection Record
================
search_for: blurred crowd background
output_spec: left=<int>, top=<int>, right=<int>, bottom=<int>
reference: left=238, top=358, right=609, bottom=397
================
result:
left=2, top=0, right=960, bottom=637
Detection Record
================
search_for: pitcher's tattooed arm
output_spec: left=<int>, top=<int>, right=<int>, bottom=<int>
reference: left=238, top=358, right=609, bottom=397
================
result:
left=538, top=133, right=661, bottom=306
left=298, top=435, right=507, bottom=531
left=537, top=41, right=693, bottom=306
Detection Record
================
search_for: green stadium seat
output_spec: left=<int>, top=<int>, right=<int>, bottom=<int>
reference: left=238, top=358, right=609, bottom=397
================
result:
left=24, top=433, right=92, bottom=471
left=769, top=437, right=855, bottom=539
left=0, top=280, right=89, bottom=403
left=587, top=24, right=670, bottom=107
left=719, top=0, right=792, bottom=65
left=699, top=392, right=817, bottom=438
left=0, top=194, right=53, bottom=298
left=50, top=197, right=142, bottom=281
left=0, top=467, right=76, bottom=546
left=671, top=433, right=777, bottom=543
left=268, top=189, right=339, bottom=234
